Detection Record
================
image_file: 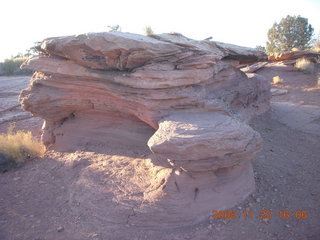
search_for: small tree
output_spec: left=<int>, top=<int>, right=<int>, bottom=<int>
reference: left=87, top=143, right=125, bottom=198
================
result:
left=313, top=31, right=320, bottom=51
left=266, top=15, right=314, bottom=54
left=25, top=42, right=41, bottom=57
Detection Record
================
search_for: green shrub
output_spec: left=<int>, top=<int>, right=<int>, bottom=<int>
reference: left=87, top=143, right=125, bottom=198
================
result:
left=1, top=57, right=26, bottom=75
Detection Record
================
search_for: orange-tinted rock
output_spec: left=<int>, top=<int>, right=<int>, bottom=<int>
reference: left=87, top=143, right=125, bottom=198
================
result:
left=268, top=50, right=320, bottom=62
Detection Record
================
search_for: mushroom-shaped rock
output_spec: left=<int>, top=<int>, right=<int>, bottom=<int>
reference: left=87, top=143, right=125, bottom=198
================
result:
left=19, top=32, right=270, bottom=228
left=148, top=112, right=262, bottom=171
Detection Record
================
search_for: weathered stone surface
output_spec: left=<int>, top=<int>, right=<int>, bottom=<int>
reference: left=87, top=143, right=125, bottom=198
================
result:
left=148, top=112, right=262, bottom=171
left=240, top=61, right=268, bottom=73
left=268, top=50, right=320, bottom=62
left=19, top=32, right=270, bottom=228
left=271, top=88, right=288, bottom=96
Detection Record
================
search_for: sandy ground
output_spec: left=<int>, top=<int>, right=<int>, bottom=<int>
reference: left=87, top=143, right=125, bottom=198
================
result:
left=0, top=64, right=320, bottom=240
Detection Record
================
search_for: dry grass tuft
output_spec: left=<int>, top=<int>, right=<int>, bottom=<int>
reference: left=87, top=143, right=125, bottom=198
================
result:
left=273, top=76, right=284, bottom=85
left=144, top=26, right=154, bottom=36
left=295, top=58, right=314, bottom=74
left=291, top=47, right=300, bottom=51
left=0, top=125, right=45, bottom=165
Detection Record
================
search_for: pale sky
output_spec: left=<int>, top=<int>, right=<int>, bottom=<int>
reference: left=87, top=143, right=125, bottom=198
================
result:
left=0, top=0, right=319, bottom=61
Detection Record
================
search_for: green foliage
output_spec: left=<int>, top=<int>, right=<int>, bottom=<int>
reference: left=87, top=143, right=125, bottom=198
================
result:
left=1, top=58, right=26, bottom=76
left=25, top=42, right=41, bottom=57
left=255, top=45, right=266, bottom=53
left=266, top=15, right=314, bottom=54
left=312, top=32, right=320, bottom=51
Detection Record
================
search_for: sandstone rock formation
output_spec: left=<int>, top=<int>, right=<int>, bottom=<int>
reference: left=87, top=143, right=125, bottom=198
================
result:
left=20, top=32, right=270, bottom=228
left=268, top=50, right=320, bottom=64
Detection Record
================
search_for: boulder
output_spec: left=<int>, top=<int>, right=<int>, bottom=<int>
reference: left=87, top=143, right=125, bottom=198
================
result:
left=19, top=32, right=270, bottom=228
left=148, top=112, right=262, bottom=171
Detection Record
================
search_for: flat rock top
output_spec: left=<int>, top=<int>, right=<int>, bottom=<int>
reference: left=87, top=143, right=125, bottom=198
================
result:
left=268, top=50, right=320, bottom=61
left=271, top=102, right=320, bottom=136
left=32, top=32, right=266, bottom=71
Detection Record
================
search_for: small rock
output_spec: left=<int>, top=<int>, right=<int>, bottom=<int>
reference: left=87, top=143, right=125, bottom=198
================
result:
left=207, top=224, right=212, bottom=229
left=13, top=177, right=20, bottom=181
left=271, top=88, right=288, bottom=96
left=285, top=224, right=290, bottom=228
left=256, top=198, right=261, bottom=203
left=91, top=233, right=99, bottom=238
left=57, top=226, right=64, bottom=232
left=237, top=206, right=242, bottom=210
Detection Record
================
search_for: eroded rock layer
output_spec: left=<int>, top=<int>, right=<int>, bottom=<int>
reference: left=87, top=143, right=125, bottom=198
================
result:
left=20, top=32, right=270, bottom=228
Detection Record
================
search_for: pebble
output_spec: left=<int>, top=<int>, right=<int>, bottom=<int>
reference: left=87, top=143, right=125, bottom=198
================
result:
left=91, top=233, right=99, bottom=238
left=13, top=177, right=20, bottom=181
left=207, top=224, right=212, bottom=229
left=285, top=224, right=290, bottom=228
left=57, top=226, right=64, bottom=232
left=237, top=206, right=242, bottom=210
left=256, top=198, right=261, bottom=203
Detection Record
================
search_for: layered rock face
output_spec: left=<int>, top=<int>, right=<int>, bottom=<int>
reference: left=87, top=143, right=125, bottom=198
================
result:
left=20, top=32, right=270, bottom=228
left=268, top=50, right=320, bottom=64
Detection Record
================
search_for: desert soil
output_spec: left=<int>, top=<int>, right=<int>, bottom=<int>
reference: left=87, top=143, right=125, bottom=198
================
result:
left=0, top=63, right=320, bottom=240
